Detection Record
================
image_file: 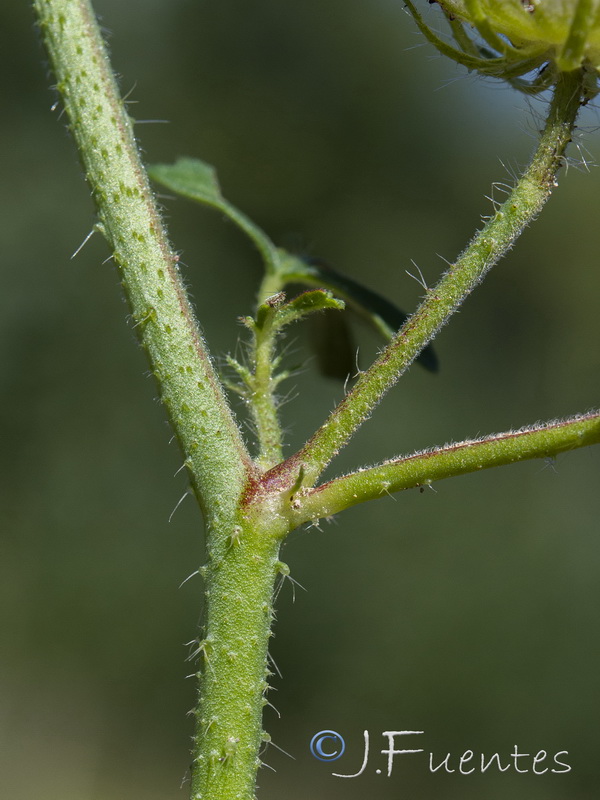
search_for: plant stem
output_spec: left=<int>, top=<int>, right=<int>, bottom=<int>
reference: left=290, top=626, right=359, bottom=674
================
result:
left=251, top=319, right=286, bottom=469
left=290, top=411, right=600, bottom=524
left=34, top=3, right=280, bottom=797
left=247, top=273, right=295, bottom=468
left=191, top=517, right=286, bottom=800
left=31, top=5, right=598, bottom=800
left=32, top=0, right=252, bottom=520
left=277, top=68, right=585, bottom=489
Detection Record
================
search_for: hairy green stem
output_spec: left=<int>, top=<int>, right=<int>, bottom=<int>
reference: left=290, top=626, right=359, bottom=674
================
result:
left=251, top=317, right=286, bottom=469
left=291, top=411, right=600, bottom=524
left=248, top=273, right=296, bottom=468
left=33, top=2, right=279, bottom=798
left=279, top=69, right=585, bottom=490
left=191, top=517, right=286, bottom=800
left=33, top=0, right=252, bottom=519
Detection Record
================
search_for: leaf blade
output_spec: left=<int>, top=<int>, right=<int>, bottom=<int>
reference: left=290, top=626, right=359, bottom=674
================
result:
left=149, top=157, right=280, bottom=274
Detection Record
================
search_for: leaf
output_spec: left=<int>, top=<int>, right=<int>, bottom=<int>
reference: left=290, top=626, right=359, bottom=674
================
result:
left=275, top=289, right=345, bottom=329
left=255, top=289, right=345, bottom=332
left=149, top=157, right=280, bottom=274
left=149, top=162, right=438, bottom=373
left=275, top=251, right=439, bottom=373
left=308, top=311, right=356, bottom=382
left=149, top=157, right=222, bottom=204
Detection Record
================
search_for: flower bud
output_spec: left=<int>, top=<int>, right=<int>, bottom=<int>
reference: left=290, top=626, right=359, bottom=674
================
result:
left=438, top=0, right=600, bottom=71
left=407, top=0, right=600, bottom=95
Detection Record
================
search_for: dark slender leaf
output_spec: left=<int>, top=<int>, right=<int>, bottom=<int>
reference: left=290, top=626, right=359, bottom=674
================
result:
left=276, top=252, right=439, bottom=373
left=308, top=311, right=356, bottom=381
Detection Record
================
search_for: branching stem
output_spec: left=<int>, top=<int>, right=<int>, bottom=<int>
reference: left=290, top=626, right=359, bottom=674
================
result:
left=31, top=5, right=598, bottom=800
left=290, top=411, right=600, bottom=525
left=277, top=69, right=586, bottom=491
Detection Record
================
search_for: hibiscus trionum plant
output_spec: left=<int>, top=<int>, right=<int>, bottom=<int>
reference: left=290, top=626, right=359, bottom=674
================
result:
left=32, top=1, right=599, bottom=798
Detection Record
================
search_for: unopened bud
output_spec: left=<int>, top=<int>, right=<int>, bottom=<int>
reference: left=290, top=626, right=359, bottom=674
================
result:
left=408, top=0, right=600, bottom=94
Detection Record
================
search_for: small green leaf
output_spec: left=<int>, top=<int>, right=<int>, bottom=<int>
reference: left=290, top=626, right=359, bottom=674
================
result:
left=274, top=252, right=439, bottom=373
left=274, top=289, right=345, bottom=329
left=149, top=157, right=280, bottom=275
left=149, top=157, right=222, bottom=204
left=255, top=289, right=344, bottom=332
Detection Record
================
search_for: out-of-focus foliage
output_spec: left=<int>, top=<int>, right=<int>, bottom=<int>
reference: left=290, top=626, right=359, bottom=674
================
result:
left=2, top=1, right=599, bottom=798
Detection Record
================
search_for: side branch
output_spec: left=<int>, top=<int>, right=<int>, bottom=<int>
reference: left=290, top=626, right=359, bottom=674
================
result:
left=33, top=0, right=252, bottom=516
left=291, top=411, right=600, bottom=525
left=276, top=69, right=585, bottom=489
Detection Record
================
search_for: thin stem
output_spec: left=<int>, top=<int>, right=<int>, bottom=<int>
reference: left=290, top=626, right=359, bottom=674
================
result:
left=244, top=272, right=295, bottom=469
left=210, top=202, right=280, bottom=276
left=33, top=0, right=253, bottom=516
left=277, top=69, right=585, bottom=490
left=251, top=311, right=285, bottom=469
left=256, top=268, right=287, bottom=304
left=150, top=157, right=281, bottom=276
left=291, top=411, right=600, bottom=524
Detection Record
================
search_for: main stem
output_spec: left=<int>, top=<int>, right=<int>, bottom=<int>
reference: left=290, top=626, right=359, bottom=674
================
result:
left=33, top=2, right=281, bottom=798
left=33, top=0, right=252, bottom=520
left=191, top=514, right=287, bottom=800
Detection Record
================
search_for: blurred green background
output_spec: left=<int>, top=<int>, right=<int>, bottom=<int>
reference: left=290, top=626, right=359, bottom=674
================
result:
left=2, top=1, right=599, bottom=798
